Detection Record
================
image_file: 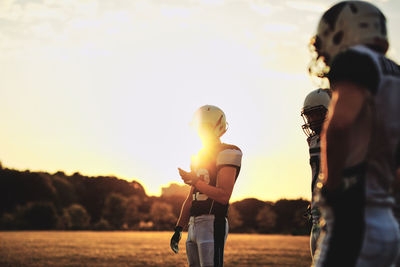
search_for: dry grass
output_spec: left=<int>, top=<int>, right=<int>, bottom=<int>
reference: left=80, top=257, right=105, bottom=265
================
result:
left=0, top=231, right=311, bottom=267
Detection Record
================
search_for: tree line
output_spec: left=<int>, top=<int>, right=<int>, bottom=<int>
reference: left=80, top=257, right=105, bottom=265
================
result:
left=0, top=163, right=310, bottom=234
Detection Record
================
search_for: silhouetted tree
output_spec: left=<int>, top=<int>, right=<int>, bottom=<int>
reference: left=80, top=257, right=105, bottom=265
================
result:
left=103, top=193, right=127, bottom=229
left=63, top=204, right=90, bottom=230
left=70, top=175, right=146, bottom=223
left=19, top=202, right=58, bottom=230
left=150, top=202, right=176, bottom=230
left=52, top=175, right=78, bottom=209
left=0, top=213, right=16, bottom=230
left=161, top=195, right=186, bottom=219
left=228, top=205, right=243, bottom=232
left=292, top=209, right=311, bottom=235
left=0, top=169, right=57, bottom=214
left=93, top=218, right=111, bottom=230
left=0, top=163, right=312, bottom=233
left=273, top=198, right=310, bottom=234
left=232, top=198, right=269, bottom=232
left=256, top=205, right=277, bottom=233
left=124, top=195, right=141, bottom=228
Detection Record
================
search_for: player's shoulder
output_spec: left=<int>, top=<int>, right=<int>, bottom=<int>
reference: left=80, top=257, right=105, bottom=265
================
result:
left=334, top=45, right=379, bottom=63
left=346, top=45, right=399, bottom=70
left=219, top=143, right=242, bottom=152
left=216, top=143, right=242, bottom=167
left=328, top=45, right=380, bottom=94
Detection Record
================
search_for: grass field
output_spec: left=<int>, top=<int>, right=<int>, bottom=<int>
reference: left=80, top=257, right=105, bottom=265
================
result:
left=0, top=231, right=311, bottom=267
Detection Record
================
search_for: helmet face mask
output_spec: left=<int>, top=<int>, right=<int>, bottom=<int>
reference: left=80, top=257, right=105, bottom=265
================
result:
left=301, top=106, right=328, bottom=137
left=301, top=89, right=331, bottom=138
left=309, top=1, right=388, bottom=77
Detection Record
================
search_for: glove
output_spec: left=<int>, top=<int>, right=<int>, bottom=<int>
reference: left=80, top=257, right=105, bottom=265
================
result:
left=303, top=204, right=312, bottom=221
left=178, top=168, right=199, bottom=186
left=170, top=226, right=183, bottom=254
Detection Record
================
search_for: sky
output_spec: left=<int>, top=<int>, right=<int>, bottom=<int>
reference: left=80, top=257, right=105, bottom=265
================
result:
left=1, top=0, right=399, bottom=202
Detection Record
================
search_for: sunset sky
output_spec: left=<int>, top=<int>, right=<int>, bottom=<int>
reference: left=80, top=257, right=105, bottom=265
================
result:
left=1, top=0, right=399, bottom=202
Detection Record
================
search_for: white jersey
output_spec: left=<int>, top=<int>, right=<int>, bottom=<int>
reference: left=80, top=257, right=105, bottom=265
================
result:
left=328, top=44, right=400, bottom=207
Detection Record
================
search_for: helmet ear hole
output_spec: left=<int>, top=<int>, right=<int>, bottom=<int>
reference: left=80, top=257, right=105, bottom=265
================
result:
left=333, top=31, right=343, bottom=45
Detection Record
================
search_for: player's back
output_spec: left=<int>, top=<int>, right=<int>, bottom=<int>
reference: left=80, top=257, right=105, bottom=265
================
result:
left=315, top=44, right=400, bottom=267
left=359, top=46, right=400, bottom=206
left=328, top=44, right=400, bottom=206
left=335, top=45, right=400, bottom=206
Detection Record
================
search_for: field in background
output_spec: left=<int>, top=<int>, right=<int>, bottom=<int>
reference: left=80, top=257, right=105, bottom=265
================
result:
left=0, top=231, right=311, bottom=267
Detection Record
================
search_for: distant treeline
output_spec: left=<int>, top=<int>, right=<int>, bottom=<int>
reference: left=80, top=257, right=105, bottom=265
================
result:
left=0, top=163, right=310, bottom=234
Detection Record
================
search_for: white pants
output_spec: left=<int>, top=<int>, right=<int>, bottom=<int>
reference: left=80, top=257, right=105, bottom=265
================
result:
left=311, top=206, right=322, bottom=260
left=311, top=223, right=321, bottom=260
left=314, top=206, right=400, bottom=267
left=186, top=215, right=228, bottom=267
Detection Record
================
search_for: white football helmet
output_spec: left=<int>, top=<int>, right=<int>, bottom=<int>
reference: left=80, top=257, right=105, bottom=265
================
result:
left=301, top=89, right=331, bottom=137
left=310, top=1, right=388, bottom=76
left=192, top=105, right=227, bottom=138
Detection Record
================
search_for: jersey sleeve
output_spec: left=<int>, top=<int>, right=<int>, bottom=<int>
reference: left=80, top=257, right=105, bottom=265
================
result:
left=216, top=147, right=242, bottom=168
left=328, top=48, right=380, bottom=95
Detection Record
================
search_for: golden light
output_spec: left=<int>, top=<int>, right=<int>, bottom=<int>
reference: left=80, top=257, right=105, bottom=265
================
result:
left=1, top=0, right=399, bottom=201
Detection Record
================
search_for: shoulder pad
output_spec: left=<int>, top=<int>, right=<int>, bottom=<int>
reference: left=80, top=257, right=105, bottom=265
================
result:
left=329, top=46, right=379, bottom=94
left=217, top=144, right=242, bottom=167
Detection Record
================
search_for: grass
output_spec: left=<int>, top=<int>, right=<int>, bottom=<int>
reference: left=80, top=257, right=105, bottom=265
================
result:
left=0, top=231, right=311, bottom=267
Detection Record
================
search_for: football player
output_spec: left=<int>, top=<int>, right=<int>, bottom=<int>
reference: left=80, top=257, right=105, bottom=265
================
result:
left=301, top=88, right=331, bottom=260
left=309, top=1, right=400, bottom=266
left=170, top=105, right=242, bottom=267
